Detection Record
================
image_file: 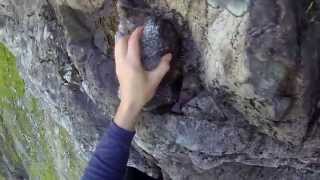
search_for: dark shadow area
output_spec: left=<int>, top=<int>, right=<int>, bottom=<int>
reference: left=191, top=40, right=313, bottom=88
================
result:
left=125, top=166, right=162, bottom=180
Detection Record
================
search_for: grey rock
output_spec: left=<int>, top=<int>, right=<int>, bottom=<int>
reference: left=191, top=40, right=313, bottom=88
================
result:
left=244, top=0, right=308, bottom=144
left=204, top=0, right=314, bottom=145
left=208, top=0, right=250, bottom=17
left=188, top=163, right=320, bottom=180
left=1, top=0, right=320, bottom=179
left=140, top=16, right=182, bottom=110
left=141, top=16, right=180, bottom=71
left=65, top=0, right=105, bottom=12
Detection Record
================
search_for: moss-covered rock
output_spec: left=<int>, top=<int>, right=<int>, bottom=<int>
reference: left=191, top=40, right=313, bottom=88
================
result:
left=0, top=43, right=85, bottom=179
left=0, top=43, right=24, bottom=99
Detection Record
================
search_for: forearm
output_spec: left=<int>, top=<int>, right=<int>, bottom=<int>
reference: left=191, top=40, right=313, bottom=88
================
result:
left=82, top=121, right=135, bottom=180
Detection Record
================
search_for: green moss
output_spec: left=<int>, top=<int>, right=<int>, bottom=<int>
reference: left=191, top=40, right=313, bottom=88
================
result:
left=59, top=127, right=86, bottom=179
left=0, top=175, right=5, bottom=180
left=0, top=43, right=86, bottom=179
left=0, top=43, right=27, bottom=179
left=26, top=99, right=59, bottom=180
left=0, top=43, right=25, bottom=99
left=0, top=131, right=21, bottom=167
left=0, top=96, right=58, bottom=179
left=29, top=160, right=58, bottom=180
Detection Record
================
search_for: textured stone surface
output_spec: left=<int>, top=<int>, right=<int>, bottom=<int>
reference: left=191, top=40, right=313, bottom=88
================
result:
left=0, top=43, right=86, bottom=179
left=141, top=16, right=180, bottom=71
left=66, top=0, right=105, bottom=12
left=1, top=0, right=320, bottom=179
left=141, top=16, right=181, bottom=110
left=205, top=0, right=312, bottom=145
left=208, top=0, right=250, bottom=16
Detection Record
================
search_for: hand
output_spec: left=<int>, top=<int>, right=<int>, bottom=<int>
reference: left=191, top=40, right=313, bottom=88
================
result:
left=114, top=27, right=172, bottom=131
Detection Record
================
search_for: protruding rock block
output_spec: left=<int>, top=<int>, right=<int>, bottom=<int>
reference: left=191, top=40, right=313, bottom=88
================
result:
left=141, top=16, right=179, bottom=71
left=140, top=16, right=183, bottom=110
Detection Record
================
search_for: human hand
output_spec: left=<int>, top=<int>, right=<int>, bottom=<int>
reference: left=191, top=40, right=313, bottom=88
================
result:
left=114, top=27, right=172, bottom=131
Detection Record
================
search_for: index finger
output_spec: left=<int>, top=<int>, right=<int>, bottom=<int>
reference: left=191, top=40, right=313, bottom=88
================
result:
left=127, top=27, right=144, bottom=60
left=115, top=34, right=129, bottom=62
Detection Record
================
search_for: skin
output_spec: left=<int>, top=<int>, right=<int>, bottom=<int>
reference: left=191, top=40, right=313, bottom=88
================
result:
left=114, top=27, right=172, bottom=131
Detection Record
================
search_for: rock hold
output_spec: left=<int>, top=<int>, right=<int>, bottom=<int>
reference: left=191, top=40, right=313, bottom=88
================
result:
left=141, top=16, right=180, bottom=71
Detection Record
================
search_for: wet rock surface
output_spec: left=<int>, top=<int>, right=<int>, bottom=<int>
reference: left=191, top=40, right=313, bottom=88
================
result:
left=1, top=0, right=320, bottom=179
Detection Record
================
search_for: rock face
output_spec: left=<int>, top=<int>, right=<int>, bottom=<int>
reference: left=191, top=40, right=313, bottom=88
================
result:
left=141, top=16, right=182, bottom=110
left=1, top=0, right=320, bottom=179
left=141, top=16, right=180, bottom=71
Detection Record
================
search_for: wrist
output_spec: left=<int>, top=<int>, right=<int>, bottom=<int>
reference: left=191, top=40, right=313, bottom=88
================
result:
left=114, top=101, right=142, bottom=131
left=120, top=100, right=143, bottom=114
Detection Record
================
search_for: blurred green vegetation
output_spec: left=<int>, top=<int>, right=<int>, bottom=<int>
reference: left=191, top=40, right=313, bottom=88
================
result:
left=0, top=43, right=85, bottom=179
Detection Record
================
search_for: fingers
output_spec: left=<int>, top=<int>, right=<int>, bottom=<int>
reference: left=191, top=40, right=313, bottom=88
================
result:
left=149, top=53, right=172, bottom=87
left=115, top=27, right=143, bottom=66
left=118, top=88, right=122, bottom=100
left=127, top=26, right=144, bottom=65
left=115, top=35, right=129, bottom=62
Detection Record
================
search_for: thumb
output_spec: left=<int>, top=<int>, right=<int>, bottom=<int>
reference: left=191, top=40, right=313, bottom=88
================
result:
left=149, top=53, right=172, bottom=87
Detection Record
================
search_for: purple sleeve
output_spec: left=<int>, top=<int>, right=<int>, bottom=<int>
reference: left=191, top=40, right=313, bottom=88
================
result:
left=82, top=121, right=135, bottom=180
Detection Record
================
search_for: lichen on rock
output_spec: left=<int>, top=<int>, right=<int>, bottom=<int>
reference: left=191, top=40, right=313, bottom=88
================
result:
left=0, top=44, right=85, bottom=179
left=0, top=44, right=25, bottom=99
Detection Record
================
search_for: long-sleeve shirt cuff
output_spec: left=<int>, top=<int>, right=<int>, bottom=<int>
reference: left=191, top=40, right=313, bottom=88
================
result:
left=82, top=121, right=135, bottom=180
left=107, top=121, right=136, bottom=145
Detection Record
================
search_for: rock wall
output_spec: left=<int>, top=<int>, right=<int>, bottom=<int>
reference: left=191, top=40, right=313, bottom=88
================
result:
left=0, top=43, right=85, bottom=179
left=1, top=0, right=320, bottom=179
